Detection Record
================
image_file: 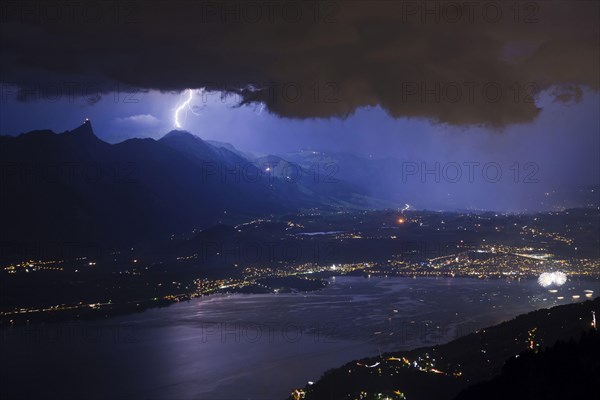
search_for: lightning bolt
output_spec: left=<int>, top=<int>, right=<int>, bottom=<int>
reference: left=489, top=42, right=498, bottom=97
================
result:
left=255, top=103, right=265, bottom=115
left=174, top=89, right=195, bottom=129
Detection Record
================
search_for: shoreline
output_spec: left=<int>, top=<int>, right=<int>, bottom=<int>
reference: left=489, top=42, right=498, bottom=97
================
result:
left=2, top=273, right=598, bottom=327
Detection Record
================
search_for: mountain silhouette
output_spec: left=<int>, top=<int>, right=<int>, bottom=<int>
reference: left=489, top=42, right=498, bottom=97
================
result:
left=0, top=121, right=376, bottom=258
left=454, top=329, right=600, bottom=400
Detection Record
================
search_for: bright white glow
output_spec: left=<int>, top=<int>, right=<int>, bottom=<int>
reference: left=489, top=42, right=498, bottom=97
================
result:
left=255, top=103, right=265, bottom=115
left=174, top=89, right=194, bottom=128
left=537, top=271, right=567, bottom=287
left=357, top=362, right=380, bottom=368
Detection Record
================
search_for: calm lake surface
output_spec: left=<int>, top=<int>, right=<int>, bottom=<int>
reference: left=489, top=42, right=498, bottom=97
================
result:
left=2, top=276, right=599, bottom=400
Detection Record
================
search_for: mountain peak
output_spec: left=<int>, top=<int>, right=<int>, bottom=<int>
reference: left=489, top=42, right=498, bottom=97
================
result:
left=161, top=130, right=197, bottom=140
left=64, top=118, right=97, bottom=139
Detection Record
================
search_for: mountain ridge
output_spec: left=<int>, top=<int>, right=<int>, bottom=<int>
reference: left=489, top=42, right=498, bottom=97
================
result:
left=0, top=121, right=388, bottom=257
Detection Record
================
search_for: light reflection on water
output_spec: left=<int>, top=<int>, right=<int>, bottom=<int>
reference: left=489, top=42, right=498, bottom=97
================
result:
left=2, top=276, right=599, bottom=400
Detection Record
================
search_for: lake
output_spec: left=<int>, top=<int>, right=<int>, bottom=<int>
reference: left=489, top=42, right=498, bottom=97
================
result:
left=2, top=276, right=598, bottom=399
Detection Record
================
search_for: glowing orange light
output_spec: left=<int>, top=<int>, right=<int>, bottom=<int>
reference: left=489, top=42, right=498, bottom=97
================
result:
left=397, top=218, right=406, bottom=224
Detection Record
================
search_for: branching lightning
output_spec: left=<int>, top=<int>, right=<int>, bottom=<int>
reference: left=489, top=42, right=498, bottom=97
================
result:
left=174, top=89, right=196, bottom=128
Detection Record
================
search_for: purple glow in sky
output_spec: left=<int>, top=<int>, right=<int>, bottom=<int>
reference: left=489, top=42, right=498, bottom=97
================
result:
left=1, top=0, right=598, bottom=212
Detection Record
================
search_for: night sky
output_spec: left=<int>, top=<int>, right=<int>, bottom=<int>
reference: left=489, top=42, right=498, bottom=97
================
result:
left=1, top=0, right=598, bottom=211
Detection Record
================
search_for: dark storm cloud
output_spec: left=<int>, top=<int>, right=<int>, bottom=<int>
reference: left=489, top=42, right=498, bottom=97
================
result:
left=1, top=0, right=598, bottom=127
